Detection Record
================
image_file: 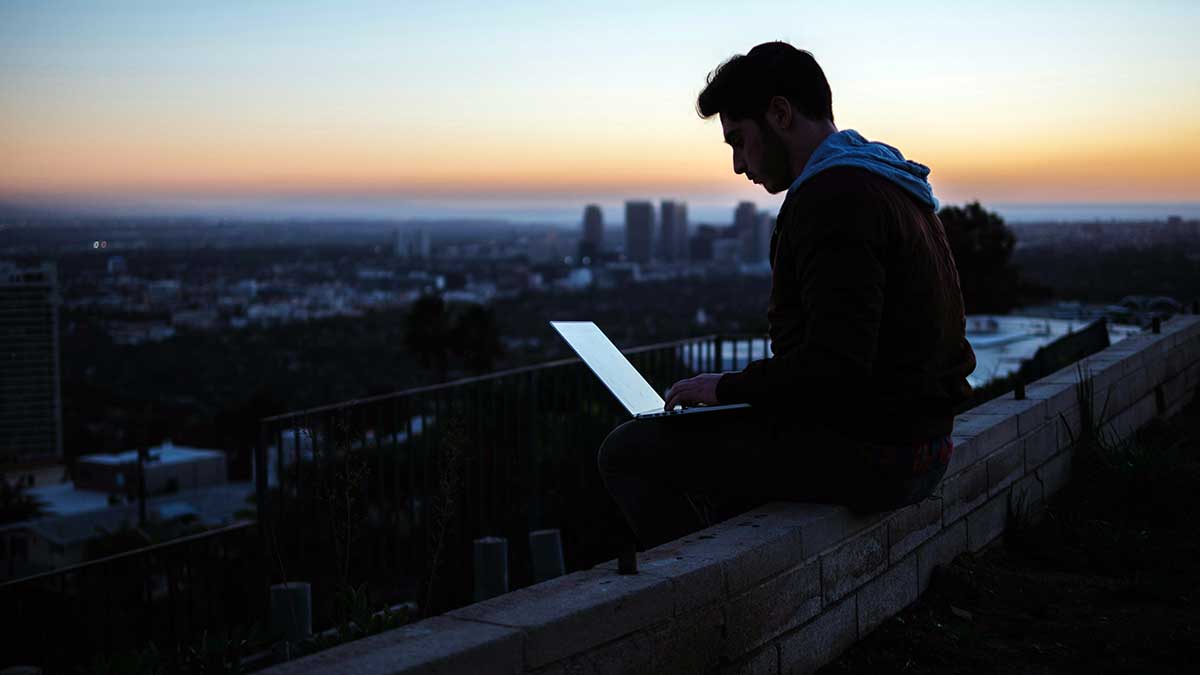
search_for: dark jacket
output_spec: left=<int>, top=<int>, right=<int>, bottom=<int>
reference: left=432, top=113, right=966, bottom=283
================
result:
left=715, top=165, right=977, bottom=445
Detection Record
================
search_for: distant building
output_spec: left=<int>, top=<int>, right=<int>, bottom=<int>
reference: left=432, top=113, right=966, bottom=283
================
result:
left=734, top=201, right=757, bottom=234
left=146, top=279, right=182, bottom=305
left=2, top=477, right=251, bottom=580
left=107, top=321, right=176, bottom=345
left=579, top=204, right=604, bottom=261
left=690, top=224, right=720, bottom=262
left=659, top=201, right=689, bottom=262
left=395, top=228, right=432, bottom=260
left=754, top=210, right=774, bottom=263
left=75, top=441, right=227, bottom=496
left=106, top=256, right=127, bottom=276
left=625, top=201, right=654, bottom=264
left=712, top=237, right=744, bottom=264
left=0, top=262, right=62, bottom=464
left=734, top=202, right=769, bottom=263
left=172, top=308, right=220, bottom=331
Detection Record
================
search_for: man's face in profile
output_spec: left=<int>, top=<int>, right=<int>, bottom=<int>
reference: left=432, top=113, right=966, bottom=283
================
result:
left=720, top=112, right=791, bottom=194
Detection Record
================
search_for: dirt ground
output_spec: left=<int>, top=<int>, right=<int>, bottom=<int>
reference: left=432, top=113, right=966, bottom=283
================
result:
left=819, top=394, right=1200, bottom=675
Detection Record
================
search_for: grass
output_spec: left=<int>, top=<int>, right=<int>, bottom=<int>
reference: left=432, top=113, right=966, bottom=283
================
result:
left=820, top=367, right=1200, bottom=674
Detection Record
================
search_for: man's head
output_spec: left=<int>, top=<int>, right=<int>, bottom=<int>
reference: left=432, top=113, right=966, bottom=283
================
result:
left=696, top=42, right=838, bottom=194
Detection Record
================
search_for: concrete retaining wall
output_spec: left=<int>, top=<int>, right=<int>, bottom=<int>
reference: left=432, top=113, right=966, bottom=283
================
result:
left=261, top=315, right=1200, bottom=675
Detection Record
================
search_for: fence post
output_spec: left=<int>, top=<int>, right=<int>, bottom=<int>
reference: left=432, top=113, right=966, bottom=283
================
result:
left=473, top=536, right=509, bottom=601
left=270, top=581, right=312, bottom=645
left=528, top=529, right=566, bottom=582
left=255, top=422, right=270, bottom=523
left=618, top=538, right=638, bottom=575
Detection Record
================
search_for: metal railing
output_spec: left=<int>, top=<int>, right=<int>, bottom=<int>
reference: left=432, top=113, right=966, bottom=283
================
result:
left=254, top=333, right=770, bottom=618
left=0, top=333, right=769, bottom=669
left=0, top=521, right=266, bottom=672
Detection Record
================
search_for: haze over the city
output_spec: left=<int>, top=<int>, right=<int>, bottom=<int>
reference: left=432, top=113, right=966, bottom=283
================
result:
left=2, top=0, right=1198, bottom=222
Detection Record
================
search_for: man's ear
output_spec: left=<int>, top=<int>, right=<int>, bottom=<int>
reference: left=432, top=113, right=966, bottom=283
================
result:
left=767, top=96, right=793, bottom=131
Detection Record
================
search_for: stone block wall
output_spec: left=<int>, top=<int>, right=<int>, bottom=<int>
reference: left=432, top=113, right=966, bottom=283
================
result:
left=260, top=315, right=1200, bottom=675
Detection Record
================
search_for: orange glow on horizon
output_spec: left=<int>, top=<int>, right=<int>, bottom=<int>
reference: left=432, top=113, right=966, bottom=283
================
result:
left=3, top=106, right=1198, bottom=204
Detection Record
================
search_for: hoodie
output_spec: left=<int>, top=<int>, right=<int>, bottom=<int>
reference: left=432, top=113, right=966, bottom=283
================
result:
left=787, top=129, right=940, bottom=211
left=715, top=153, right=976, bottom=446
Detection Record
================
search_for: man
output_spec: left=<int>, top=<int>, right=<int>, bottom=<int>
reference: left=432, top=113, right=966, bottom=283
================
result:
left=597, top=41, right=977, bottom=552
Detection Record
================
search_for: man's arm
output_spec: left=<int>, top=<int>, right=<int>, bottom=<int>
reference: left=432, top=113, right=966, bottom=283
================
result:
left=715, top=198, right=888, bottom=409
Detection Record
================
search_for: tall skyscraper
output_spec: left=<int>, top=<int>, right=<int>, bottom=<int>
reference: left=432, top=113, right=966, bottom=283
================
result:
left=396, top=228, right=432, bottom=259
left=658, top=201, right=690, bottom=262
left=0, top=262, right=62, bottom=464
left=752, top=210, right=774, bottom=263
left=676, top=203, right=689, bottom=262
left=624, top=201, right=654, bottom=264
left=579, top=204, right=604, bottom=260
left=735, top=201, right=767, bottom=263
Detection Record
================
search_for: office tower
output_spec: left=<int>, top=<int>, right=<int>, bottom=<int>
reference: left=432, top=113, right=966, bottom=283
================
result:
left=734, top=202, right=764, bottom=262
left=659, top=201, right=690, bottom=262
left=624, top=201, right=654, bottom=264
left=396, top=228, right=432, bottom=260
left=416, top=229, right=432, bottom=259
left=0, top=262, right=62, bottom=464
left=753, top=210, right=773, bottom=263
left=676, top=203, right=689, bottom=262
left=579, top=204, right=604, bottom=260
left=690, top=225, right=719, bottom=262
left=734, top=201, right=758, bottom=234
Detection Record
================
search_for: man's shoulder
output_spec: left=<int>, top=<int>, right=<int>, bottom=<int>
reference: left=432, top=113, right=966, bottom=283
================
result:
left=779, top=166, right=895, bottom=238
left=786, top=165, right=894, bottom=207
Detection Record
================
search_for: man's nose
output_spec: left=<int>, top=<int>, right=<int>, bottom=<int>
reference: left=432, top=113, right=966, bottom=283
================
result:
left=732, top=153, right=746, bottom=175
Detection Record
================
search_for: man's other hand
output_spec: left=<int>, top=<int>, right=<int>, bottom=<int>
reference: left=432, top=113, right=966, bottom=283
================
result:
left=664, top=373, right=723, bottom=411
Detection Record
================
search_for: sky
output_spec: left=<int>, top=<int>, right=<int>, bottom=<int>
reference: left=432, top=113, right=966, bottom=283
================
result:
left=1, top=0, right=1198, bottom=223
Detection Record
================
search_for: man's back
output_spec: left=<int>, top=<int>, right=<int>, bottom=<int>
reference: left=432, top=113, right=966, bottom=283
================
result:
left=717, top=165, right=977, bottom=445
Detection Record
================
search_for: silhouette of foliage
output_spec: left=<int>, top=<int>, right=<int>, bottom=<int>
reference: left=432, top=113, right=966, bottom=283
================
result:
left=403, top=295, right=451, bottom=381
left=450, top=303, right=505, bottom=374
left=939, top=201, right=1049, bottom=313
left=0, top=478, right=44, bottom=525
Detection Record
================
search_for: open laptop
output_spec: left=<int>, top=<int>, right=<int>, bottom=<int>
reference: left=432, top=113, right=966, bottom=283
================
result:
left=550, top=321, right=751, bottom=419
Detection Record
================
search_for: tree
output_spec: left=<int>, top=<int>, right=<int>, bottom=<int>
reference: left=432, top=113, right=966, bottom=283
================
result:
left=403, top=295, right=451, bottom=381
left=938, top=201, right=1046, bottom=313
left=450, top=304, right=505, bottom=374
left=0, top=479, right=44, bottom=525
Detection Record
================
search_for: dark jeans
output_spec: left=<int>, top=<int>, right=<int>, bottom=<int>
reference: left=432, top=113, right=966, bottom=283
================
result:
left=597, top=406, right=952, bottom=551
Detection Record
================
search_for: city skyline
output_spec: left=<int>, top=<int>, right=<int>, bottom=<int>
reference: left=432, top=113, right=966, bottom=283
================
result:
left=2, top=1, right=1198, bottom=219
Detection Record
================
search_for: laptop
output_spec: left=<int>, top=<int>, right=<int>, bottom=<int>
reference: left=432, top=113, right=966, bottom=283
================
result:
left=550, top=321, right=751, bottom=419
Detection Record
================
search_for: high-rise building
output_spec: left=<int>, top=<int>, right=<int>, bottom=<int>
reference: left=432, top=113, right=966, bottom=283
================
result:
left=734, top=201, right=758, bottom=234
left=690, top=224, right=719, bottom=262
left=729, top=200, right=758, bottom=261
left=624, top=201, right=654, bottom=264
left=579, top=204, right=604, bottom=261
left=676, top=203, right=689, bottom=262
left=658, top=201, right=690, bottom=262
left=752, top=210, right=774, bottom=263
left=0, top=262, right=62, bottom=465
left=395, top=228, right=432, bottom=260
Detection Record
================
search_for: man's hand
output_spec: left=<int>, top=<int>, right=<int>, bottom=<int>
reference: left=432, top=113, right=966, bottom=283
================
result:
left=663, top=373, right=723, bottom=411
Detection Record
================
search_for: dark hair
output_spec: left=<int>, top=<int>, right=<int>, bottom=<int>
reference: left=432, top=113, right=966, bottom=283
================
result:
left=696, top=41, right=833, bottom=124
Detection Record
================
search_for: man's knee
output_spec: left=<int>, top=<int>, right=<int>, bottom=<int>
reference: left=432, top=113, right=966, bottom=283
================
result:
left=597, top=418, right=658, bottom=477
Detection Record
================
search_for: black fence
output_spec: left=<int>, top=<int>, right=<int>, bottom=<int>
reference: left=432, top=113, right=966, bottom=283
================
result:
left=0, top=521, right=267, bottom=672
left=0, top=334, right=769, bottom=670
left=254, top=334, right=770, bottom=621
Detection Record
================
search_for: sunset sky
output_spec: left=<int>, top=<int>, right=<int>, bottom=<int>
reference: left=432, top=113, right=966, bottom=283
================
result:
left=1, top=0, right=1197, bottom=222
